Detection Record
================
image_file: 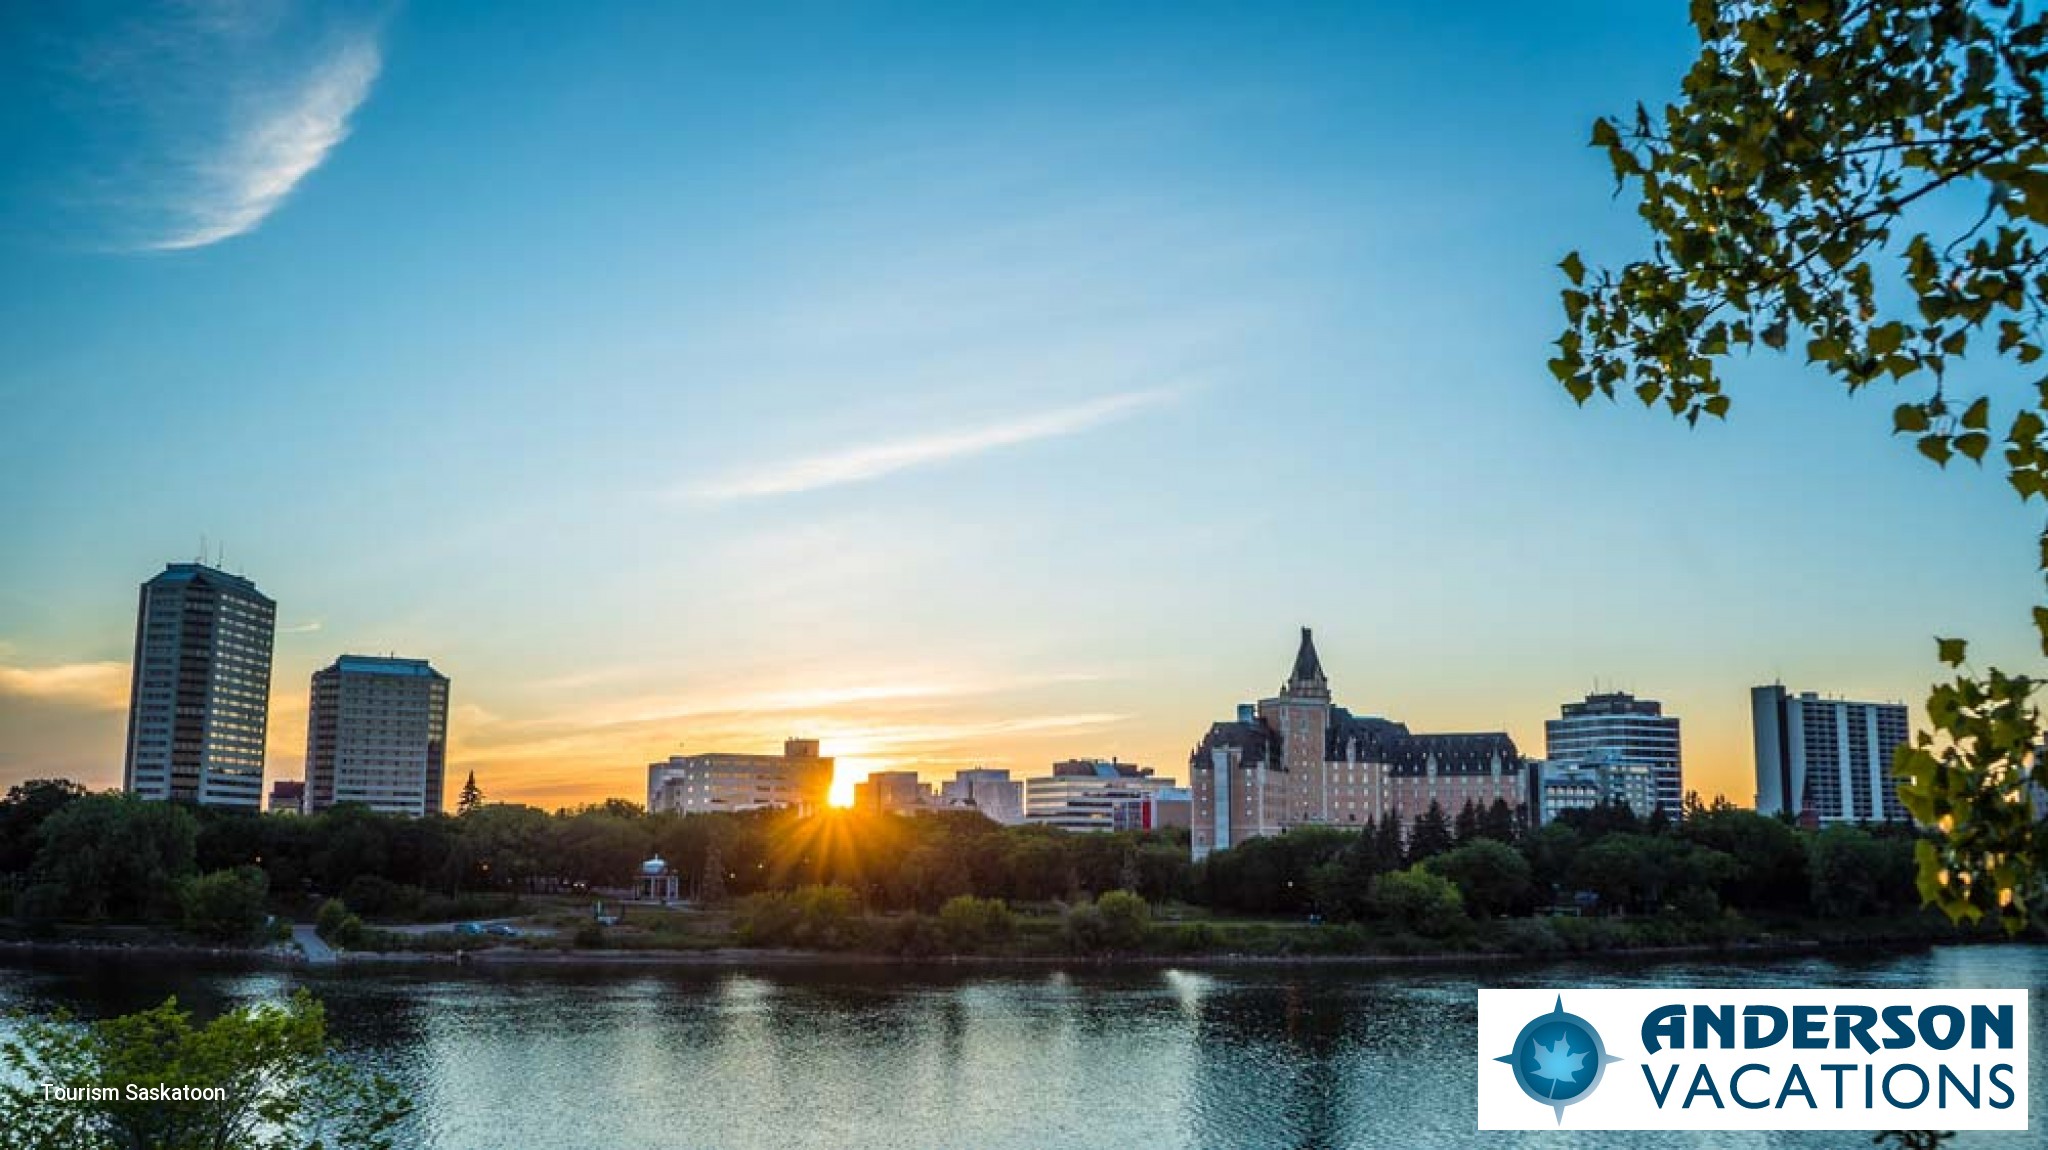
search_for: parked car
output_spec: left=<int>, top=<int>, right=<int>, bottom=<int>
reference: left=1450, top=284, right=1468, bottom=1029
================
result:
left=454, top=922, right=486, bottom=937
left=485, top=924, right=519, bottom=938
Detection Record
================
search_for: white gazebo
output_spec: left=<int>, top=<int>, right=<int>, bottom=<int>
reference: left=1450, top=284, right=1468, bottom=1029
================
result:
left=637, top=854, right=680, bottom=904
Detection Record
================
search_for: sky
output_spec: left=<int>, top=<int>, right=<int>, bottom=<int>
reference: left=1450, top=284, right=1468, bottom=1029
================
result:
left=1, top=1, right=2042, bottom=811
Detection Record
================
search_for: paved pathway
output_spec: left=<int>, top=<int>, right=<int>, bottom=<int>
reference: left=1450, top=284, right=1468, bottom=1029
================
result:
left=292, top=924, right=338, bottom=965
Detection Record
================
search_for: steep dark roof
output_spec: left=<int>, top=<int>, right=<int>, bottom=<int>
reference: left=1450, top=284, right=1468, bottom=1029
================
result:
left=1189, top=719, right=1279, bottom=774
left=1327, top=708, right=1521, bottom=777
left=1290, top=626, right=1325, bottom=685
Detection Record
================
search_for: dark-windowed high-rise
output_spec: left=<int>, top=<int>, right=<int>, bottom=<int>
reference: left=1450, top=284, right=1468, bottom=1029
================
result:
left=305, top=656, right=451, bottom=817
left=1752, top=685, right=1911, bottom=824
left=122, top=563, right=276, bottom=809
left=1545, top=691, right=1682, bottom=815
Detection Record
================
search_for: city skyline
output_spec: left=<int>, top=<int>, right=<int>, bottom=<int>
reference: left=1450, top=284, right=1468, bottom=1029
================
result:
left=4, top=3, right=2043, bottom=810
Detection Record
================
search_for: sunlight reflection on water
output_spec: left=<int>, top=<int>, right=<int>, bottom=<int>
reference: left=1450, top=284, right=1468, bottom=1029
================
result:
left=0, top=946, right=2041, bottom=1149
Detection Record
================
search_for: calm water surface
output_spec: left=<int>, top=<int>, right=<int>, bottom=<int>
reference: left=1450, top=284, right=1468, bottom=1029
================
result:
left=1, top=945, right=2041, bottom=1149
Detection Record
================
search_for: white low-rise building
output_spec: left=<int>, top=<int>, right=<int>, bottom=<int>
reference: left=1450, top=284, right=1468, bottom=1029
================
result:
left=1024, top=759, right=1179, bottom=833
left=647, top=739, right=833, bottom=816
left=938, top=768, right=1025, bottom=825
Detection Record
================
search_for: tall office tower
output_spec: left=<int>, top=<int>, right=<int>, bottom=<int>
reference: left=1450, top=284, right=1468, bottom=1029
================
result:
left=123, top=563, right=277, bottom=809
left=304, top=656, right=451, bottom=817
left=1752, top=685, right=1913, bottom=825
left=1544, top=691, right=1684, bottom=815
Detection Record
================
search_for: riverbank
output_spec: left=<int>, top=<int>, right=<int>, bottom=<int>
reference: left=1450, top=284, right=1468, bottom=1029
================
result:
left=0, top=927, right=2016, bottom=974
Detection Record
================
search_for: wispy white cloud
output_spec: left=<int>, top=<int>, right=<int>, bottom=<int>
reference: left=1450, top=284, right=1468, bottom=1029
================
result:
left=278, top=619, right=325, bottom=635
left=679, top=389, right=1172, bottom=502
left=0, top=662, right=130, bottom=711
left=145, top=32, right=381, bottom=251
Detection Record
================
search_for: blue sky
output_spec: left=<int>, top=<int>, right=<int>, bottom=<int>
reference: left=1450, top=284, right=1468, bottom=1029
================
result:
left=1, top=1, right=2040, bottom=807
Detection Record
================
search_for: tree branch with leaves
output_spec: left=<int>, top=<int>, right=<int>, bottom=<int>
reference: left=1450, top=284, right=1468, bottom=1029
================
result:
left=1554, top=0, right=2048, bottom=927
left=0, top=992, right=409, bottom=1150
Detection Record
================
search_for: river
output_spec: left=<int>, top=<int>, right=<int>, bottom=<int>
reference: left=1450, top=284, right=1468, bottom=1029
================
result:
left=1, top=944, right=2041, bottom=1149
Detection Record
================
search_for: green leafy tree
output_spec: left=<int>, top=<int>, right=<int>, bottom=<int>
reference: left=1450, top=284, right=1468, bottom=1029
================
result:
left=1681, top=801, right=1811, bottom=910
left=936, top=894, right=1016, bottom=952
left=1522, top=822, right=1583, bottom=897
left=0, top=779, right=86, bottom=874
left=1553, top=0, right=2048, bottom=926
left=33, top=794, right=198, bottom=921
left=1093, top=889, right=1152, bottom=950
left=1370, top=865, right=1464, bottom=935
left=1064, top=889, right=1151, bottom=953
left=1308, top=831, right=1390, bottom=921
left=1808, top=824, right=1920, bottom=917
left=1428, top=838, right=1535, bottom=918
left=0, top=992, right=408, bottom=1150
left=697, top=841, right=728, bottom=905
left=178, top=867, right=269, bottom=943
left=453, top=803, right=550, bottom=891
left=730, top=884, right=860, bottom=949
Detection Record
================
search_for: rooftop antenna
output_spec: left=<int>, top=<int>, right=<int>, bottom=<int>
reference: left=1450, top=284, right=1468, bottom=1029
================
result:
left=198, top=533, right=208, bottom=565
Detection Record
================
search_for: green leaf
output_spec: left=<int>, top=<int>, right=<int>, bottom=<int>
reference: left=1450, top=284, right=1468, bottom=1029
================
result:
left=1893, top=403, right=1930, bottom=434
left=1937, top=637, right=1969, bottom=667
left=1962, top=396, right=1991, bottom=430
left=1560, top=252, right=1586, bottom=286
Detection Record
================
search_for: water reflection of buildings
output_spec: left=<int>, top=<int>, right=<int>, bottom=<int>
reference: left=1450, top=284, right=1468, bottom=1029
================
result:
left=1183, top=976, right=1352, bottom=1148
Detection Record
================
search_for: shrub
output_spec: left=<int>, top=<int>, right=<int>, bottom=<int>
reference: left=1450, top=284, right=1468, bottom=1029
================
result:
left=340, top=875, right=402, bottom=917
left=573, top=922, right=606, bottom=949
left=937, top=895, right=1015, bottom=953
left=1167, top=922, right=1219, bottom=953
left=178, top=866, right=269, bottom=942
left=1549, top=914, right=1623, bottom=953
left=16, top=883, right=65, bottom=932
left=1060, top=903, right=1106, bottom=953
left=1369, top=866, right=1463, bottom=936
left=315, top=898, right=350, bottom=940
left=1095, top=890, right=1151, bottom=950
left=890, top=913, right=946, bottom=957
left=1298, top=922, right=1368, bottom=954
left=1494, top=918, right=1564, bottom=956
left=1064, top=890, right=1151, bottom=953
left=731, top=884, right=861, bottom=950
left=330, top=914, right=367, bottom=950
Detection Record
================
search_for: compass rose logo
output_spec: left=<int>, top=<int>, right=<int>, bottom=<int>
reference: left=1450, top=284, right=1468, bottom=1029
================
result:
left=1491, top=995, right=1623, bottom=1124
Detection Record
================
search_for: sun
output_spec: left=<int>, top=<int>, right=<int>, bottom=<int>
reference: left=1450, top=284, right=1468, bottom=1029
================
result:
left=826, top=754, right=890, bottom=807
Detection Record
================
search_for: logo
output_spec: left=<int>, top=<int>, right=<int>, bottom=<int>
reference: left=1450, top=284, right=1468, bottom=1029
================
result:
left=1478, top=988, right=2029, bottom=1131
left=1491, top=995, right=1622, bottom=1124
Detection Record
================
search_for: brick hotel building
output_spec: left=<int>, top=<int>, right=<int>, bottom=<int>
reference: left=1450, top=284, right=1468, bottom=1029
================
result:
left=1189, top=629, right=1526, bottom=859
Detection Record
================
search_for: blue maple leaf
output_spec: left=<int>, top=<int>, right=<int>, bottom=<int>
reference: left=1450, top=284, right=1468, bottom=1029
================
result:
left=1528, top=1035, right=1586, bottom=1090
